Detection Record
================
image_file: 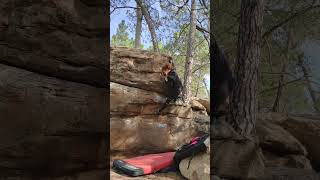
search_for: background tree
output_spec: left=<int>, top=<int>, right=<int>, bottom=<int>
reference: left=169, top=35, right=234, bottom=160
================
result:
left=111, top=20, right=135, bottom=47
left=134, top=3, right=143, bottom=48
left=214, top=0, right=320, bottom=114
left=182, top=0, right=197, bottom=104
left=228, top=0, right=265, bottom=137
left=135, top=0, right=159, bottom=52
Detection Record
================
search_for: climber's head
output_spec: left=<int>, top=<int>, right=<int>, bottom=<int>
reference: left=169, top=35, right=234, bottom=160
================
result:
left=161, top=63, right=173, bottom=77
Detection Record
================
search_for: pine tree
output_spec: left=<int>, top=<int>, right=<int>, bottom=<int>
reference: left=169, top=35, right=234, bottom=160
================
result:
left=111, top=20, right=134, bottom=47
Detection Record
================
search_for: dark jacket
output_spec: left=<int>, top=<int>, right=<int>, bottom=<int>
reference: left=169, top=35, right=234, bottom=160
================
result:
left=166, top=70, right=183, bottom=101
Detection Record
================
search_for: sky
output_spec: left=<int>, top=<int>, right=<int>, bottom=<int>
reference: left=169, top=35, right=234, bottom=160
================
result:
left=110, top=0, right=211, bottom=89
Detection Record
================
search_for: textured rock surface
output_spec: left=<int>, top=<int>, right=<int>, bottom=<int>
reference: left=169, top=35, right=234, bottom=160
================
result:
left=280, top=115, right=320, bottom=170
left=190, top=99, right=206, bottom=112
left=110, top=115, right=198, bottom=153
left=263, top=151, right=312, bottom=169
left=0, top=0, right=107, bottom=178
left=110, top=47, right=171, bottom=94
left=263, top=168, right=320, bottom=180
left=179, top=152, right=210, bottom=180
left=212, top=138, right=265, bottom=180
left=0, top=170, right=106, bottom=180
left=110, top=47, right=209, bottom=155
left=110, top=82, right=193, bottom=118
left=257, top=120, right=307, bottom=155
left=211, top=113, right=320, bottom=180
left=0, top=0, right=107, bottom=87
left=0, top=64, right=107, bottom=176
left=192, top=98, right=210, bottom=114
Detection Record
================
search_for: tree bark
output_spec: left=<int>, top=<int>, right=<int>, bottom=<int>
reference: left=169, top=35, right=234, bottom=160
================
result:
left=182, top=0, right=196, bottom=104
left=228, top=0, right=265, bottom=137
left=134, top=3, right=143, bottom=48
left=135, top=0, right=159, bottom=53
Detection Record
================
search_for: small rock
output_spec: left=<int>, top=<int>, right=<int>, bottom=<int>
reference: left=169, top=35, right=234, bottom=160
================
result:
left=179, top=152, right=210, bottom=180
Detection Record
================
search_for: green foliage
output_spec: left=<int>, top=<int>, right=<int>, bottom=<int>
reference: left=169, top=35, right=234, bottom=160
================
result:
left=111, top=20, right=135, bottom=48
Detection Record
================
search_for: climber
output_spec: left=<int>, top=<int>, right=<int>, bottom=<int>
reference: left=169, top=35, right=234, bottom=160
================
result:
left=212, top=39, right=234, bottom=118
left=155, top=63, right=183, bottom=115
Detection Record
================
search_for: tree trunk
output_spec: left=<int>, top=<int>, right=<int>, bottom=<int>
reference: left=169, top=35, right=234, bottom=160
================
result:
left=228, top=0, right=265, bottom=137
left=298, top=58, right=320, bottom=113
left=182, top=0, right=196, bottom=104
left=135, top=0, right=159, bottom=53
left=135, top=3, right=142, bottom=48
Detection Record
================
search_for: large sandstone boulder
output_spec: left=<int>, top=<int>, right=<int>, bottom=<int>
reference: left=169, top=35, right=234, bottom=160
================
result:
left=212, top=139, right=265, bottom=179
left=179, top=152, right=210, bottom=180
left=0, top=170, right=106, bottom=180
left=280, top=115, right=320, bottom=170
left=0, top=0, right=107, bottom=87
left=211, top=118, right=265, bottom=179
left=263, top=151, right=312, bottom=169
left=110, top=47, right=171, bottom=94
left=110, top=82, right=193, bottom=118
left=211, top=112, right=320, bottom=179
left=192, top=97, right=210, bottom=114
left=0, top=64, right=107, bottom=176
left=256, top=120, right=307, bottom=155
left=110, top=48, right=209, bottom=155
left=179, top=137, right=210, bottom=180
left=0, top=0, right=107, bottom=178
left=263, top=168, right=320, bottom=180
left=110, top=114, right=198, bottom=153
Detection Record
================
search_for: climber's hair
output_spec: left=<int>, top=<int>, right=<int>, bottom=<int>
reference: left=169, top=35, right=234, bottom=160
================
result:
left=161, top=63, right=173, bottom=76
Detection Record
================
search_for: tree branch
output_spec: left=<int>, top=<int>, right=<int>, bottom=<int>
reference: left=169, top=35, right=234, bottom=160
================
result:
left=262, top=5, right=320, bottom=38
left=259, top=78, right=303, bottom=94
left=111, top=6, right=137, bottom=14
left=193, top=62, right=210, bottom=73
left=196, top=23, right=210, bottom=45
left=196, top=25, right=209, bottom=34
left=199, top=0, right=208, bottom=10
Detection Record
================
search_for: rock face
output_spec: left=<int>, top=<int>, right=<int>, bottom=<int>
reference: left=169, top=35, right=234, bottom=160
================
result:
left=0, top=0, right=107, bottom=87
left=212, top=137, right=265, bottom=179
left=0, top=0, right=107, bottom=178
left=110, top=47, right=209, bottom=155
left=110, top=47, right=172, bottom=94
left=179, top=137, right=210, bottom=180
left=0, top=170, right=107, bottom=180
left=179, top=152, right=210, bottom=180
left=280, top=115, right=320, bottom=171
left=192, top=97, right=210, bottom=114
left=212, top=113, right=320, bottom=180
left=256, top=120, right=307, bottom=155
